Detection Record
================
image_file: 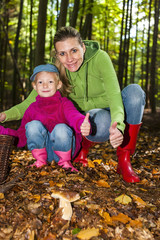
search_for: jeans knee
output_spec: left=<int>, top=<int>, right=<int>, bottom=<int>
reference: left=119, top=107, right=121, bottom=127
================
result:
left=25, top=120, right=47, bottom=137
left=51, top=124, right=73, bottom=142
left=122, top=84, right=146, bottom=106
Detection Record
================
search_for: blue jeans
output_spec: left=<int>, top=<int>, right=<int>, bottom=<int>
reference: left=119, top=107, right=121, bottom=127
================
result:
left=86, top=84, right=146, bottom=142
left=25, top=122, right=76, bottom=162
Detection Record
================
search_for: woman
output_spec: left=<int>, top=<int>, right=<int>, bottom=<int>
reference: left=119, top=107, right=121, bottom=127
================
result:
left=0, top=26, right=145, bottom=183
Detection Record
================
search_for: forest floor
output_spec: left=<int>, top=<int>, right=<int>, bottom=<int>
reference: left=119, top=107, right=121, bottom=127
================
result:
left=0, top=109, right=159, bottom=240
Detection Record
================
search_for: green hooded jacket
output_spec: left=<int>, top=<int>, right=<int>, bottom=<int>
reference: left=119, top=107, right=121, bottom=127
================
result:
left=4, top=41, right=125, bottom=133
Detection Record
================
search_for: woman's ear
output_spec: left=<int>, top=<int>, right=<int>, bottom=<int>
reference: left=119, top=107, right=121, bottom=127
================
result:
left=82, top=43, right=86, bottom=53
left=57, top=80, right=62, bottom=90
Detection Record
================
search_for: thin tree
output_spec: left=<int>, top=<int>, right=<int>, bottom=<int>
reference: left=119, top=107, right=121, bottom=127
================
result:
left=35, top=0, right=48, bottom=66
left=0, top=1, right=9, bottom=109
left=70, top=0, right=80, bottom=28
left=29, top=0, right=33, bottom=91
left=79, top=0, right=86, bottom=33
left=57, top=0, right=69, bottom=29
left=145, top=0, right=152, bottom=108
left=81, top=0, right=94, bottom=39
left=124, top=0, right=133, bottom=87
left=118, top=0, right=126, bottom=89
left=131, top=2, right=140, bottom=83
left=12, top=0, right=24, bottom=105
left=149, top=0, right=160, bottom=113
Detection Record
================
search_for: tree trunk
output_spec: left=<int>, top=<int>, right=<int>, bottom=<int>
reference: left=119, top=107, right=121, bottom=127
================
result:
left=70, top=0, right=80, bottom=28
left=81, top=0, right=93, bottom=39
left=12, top=0, right=24, bottom=105
left=117, top=0, right=126, bottom=89
left=0, top=2, right=9, bottom=110
left=149, top=0, right=160, bottom=113
left=79, top=0, right=86, bottom=33
left=57, top=0, right=69, bottom=29
left=124, top=0, right=133, bottom=87
left=131, top=3, right=139, bottom=83
left=29, top=0, right=33, bottom=91
left=145, top=0, right=152, bottom=108
left=35, top=0, right=48, bottom=66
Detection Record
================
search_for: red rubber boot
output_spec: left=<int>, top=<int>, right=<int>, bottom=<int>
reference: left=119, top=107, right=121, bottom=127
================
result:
left=74, top=137, right=96, bottom=166
left=30, top=148, right=47, bottom=168
left=54, top=149, right=78, bottom=172
left=117, top=123, right=142, bottom=183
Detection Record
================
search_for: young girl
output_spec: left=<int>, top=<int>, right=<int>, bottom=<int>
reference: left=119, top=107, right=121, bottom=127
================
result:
left=0, top=64, right=91, bottom=172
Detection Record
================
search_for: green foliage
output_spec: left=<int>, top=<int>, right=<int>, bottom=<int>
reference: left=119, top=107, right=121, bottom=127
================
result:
left=0, top=0, right=160, bottom=110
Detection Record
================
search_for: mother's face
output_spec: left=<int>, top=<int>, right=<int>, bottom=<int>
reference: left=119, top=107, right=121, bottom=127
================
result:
left=55, top=38, right=86, bottom=72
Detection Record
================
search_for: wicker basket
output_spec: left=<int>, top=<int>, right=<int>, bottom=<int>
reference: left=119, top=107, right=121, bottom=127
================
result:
left=0, top=135, right=15, bottom=184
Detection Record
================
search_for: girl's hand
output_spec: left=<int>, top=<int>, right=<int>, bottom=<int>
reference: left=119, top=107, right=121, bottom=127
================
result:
left=109, top=121, right=123, bottom=148
left=0, top=112, right=6, bottom=122
left=80, top=113, right=91, bottom=136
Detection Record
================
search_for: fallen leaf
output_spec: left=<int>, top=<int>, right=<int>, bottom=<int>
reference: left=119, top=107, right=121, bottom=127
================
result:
left=131, top=194, right=147, bottom=207
left=152, top=168, right=160, bottom=175
left=0, top=193, right=5, bottom=199
left=99, top=209, right=113, bottom=225
left=87, top=160, right=95, bottom=168
left=72, top=228, right=81, bottom=235
left=43, top=233, right=57, bottom=240
left=93, top=159, right=102, bottom=164
left=127, top=219, right=143, bottom=228
left=115, top=194, right=132, bottom=205
left=97, top=179, right=110, bottom=188
left=112, top=213, right=131, bottom=224
left=77, top=228, right=99, bottom=240
left=40, top=171, right=49, bottom=176
left=49, top=180, right=56, bottom=187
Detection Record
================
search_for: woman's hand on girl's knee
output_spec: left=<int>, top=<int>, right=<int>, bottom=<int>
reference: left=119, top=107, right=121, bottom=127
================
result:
left=0, top=112, right=6, bottom=122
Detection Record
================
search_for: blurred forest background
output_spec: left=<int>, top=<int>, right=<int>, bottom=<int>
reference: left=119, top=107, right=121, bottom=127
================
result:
left=0, top=0, right=160, bottom=114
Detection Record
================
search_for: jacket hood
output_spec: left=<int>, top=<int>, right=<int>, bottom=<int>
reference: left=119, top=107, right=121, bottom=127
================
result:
left=83, top=40, right=100, bottom=64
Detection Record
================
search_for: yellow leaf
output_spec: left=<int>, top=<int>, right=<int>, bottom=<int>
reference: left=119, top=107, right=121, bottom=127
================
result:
left=77, top=228, right=99, bottom=240
left=87, top=160, right=95, bottom=168
left=97, top=179, right=110, bottom=188
left=40, top=171, right=49, bottom=176
left=33, top=194, right=41, bottom=202
left=93, top=159, right=102, bottom=164
left=99, top=210, right=113, bottom=225
left=0, top=193, right=4, bottom=199
left=108, top=159, right=117, bottom=167
left=131, top=194, right=147, bottom=207
left=152, top=168, right=160, bottom=175
left=49, top=180, right=56, bottom=187
left=112, top=213, right=131, bottom=224
left=127, top=219, right=143, bottom=228
left=115, top=194, right=132, bottom=205
left=139, top=188, right=147, bottom=192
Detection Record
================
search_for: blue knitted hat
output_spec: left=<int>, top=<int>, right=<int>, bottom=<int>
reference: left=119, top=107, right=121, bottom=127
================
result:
left=30, top=64, right=59, bottom=81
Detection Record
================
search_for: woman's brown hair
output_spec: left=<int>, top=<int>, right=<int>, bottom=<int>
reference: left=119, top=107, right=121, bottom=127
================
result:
left=53, top=26, right=83, bottom=50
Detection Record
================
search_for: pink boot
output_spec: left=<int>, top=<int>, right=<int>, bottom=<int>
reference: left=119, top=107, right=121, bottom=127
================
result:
left=30, top=148, right=47, bottom=168
left=54, top=149, right=78, bottom=172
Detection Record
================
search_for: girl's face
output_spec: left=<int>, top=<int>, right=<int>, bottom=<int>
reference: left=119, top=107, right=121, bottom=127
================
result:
left=33, top=71, right=62, bottom=97
left=55, top=38, right=86, bottom=72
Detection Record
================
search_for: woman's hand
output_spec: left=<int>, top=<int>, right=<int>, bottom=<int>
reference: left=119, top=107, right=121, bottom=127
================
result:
left=109, top=121, right=123, bottom=148
left=0, top=112, right=6, bottom=122
left=80, top=113, right=91, bottom=136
